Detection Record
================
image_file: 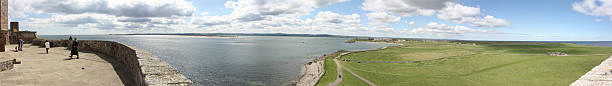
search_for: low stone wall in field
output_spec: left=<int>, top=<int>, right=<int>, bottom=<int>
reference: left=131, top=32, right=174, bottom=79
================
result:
left=32, top=39, right=192, bottom=86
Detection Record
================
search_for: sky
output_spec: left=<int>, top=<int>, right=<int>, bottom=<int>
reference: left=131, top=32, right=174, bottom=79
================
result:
left=5, top=0, right=612, bottom=41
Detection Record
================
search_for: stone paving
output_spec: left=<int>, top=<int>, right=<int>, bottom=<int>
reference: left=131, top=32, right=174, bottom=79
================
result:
left=0, top=44, right=124, bottom=86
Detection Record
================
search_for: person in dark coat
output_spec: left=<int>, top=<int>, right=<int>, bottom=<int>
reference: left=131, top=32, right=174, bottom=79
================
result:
left=70, top=38, right=79, bottom=59
left=69, top=36, right=73, bottom=40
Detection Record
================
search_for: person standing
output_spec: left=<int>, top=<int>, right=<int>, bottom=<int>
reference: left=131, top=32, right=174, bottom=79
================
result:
left=45, top=40, right=50, bottom=54
left=18, top=39, right=23, bottom=51
left=70, top=38, right=79, bottom=59
left=69, top=36, right=73, bottom=40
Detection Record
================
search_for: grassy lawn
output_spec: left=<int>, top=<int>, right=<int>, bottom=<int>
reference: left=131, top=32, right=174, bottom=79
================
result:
left=338, top=68, right=369, bottom=86
left=318, top=40, right=612, bottom=86
left=342, top=41, right=482, bottom=61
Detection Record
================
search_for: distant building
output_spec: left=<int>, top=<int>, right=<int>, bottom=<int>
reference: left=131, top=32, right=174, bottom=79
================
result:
left=393, top=39, right=406, bottom=43
left=10, top=22, right=17, bottom=32
left=373, top=38, right=392, bottom=42
left=8, top=22, right=38, bottom=44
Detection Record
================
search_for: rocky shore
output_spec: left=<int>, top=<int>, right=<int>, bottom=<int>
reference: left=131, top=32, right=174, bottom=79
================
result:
left=294, top=56, right=325, bottom=86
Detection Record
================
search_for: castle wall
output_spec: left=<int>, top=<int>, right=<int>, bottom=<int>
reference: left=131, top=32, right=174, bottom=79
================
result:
left=0, top=0, right=9, bottom=52
left=0, top=0, right=7, bottom=31
left=10, top=32, right=38, bottom=44
left=10, top=22, right=17, bottom=32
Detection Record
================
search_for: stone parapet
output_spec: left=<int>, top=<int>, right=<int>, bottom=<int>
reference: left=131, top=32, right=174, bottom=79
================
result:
left=571, top=56, right=612, bottom=86
left=32, top=39, right=192, bottom=86
left=0, top=59, right=13, bottom=72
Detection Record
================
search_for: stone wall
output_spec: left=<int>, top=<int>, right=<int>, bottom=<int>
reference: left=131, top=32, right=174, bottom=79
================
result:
left=0, top=0, right=8, bottom=52
left=0, top=59, right=13, bottom=72
left=10, top=31, right=38, bottom=44
left=0, top=0, right=7, bottom=31
left=10, top=22, right=17, bottom=32
left=33, top=39, right=192, bottom=86
left=570, top=56, right=612, bottom=86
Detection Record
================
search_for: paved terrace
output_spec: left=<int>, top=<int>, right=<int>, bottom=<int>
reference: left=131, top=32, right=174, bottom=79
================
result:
left=0, top=44, right=126, bottom=86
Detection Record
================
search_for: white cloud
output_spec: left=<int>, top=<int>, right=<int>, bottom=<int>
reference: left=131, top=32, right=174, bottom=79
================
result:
left=22, top=13, right=188, bottom=33
left=9, top=0, right=196, bottom=18
left=191, top=15, right=235, bottom=27
left=199, top=12, right=209, bottom=16
left=437, top=3, right=481, bottom=20
left=409, top=22, right=499, bottom=37
left=27, top=13, right=120, bottom=28
left=190, top=11, right=365, bottom=34
left=366, top=12, right=400, bottom=27
left=573, top=0, right=612, bottom=21
left=186, top=11, right=412, bottom=37
left=362, top=0, right=455, bottom=17
left=406, top=21, right=416, bottom=26
left=437, top=3, right=509, bottom=27
left=314, top=11, right=360, bottom=24
left=362, top=0, right=509, bottom=28
left=223, top=0, right=348, bottom=22
left=9, top=0, right=197, bottom=34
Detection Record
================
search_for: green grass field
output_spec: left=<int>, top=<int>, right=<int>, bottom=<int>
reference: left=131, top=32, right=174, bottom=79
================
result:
left=315, top=41, right=612, bottom=86
left=315, top=54, right=339, bottom=86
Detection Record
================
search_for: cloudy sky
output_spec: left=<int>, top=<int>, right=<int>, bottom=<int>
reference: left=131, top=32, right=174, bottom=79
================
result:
left=6, top=0, right=612, bottom=41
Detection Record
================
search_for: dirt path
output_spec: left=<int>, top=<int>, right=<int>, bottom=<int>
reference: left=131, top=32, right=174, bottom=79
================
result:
left=327, top=59, right=343, bottom=86
left=327, top=52, right=377, bottom=86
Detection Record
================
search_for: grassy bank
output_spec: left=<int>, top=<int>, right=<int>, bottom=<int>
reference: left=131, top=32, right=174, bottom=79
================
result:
left=314, top=57, right=338, bottom=86
left=316, top=40, right=612, bottom=86
left=315, top=52, right=343, bottom=86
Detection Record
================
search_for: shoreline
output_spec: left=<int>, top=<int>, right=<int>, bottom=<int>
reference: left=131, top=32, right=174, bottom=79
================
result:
left=294, top=41, right=400, bottom=86
left=294, top=53, right=327, bottom=86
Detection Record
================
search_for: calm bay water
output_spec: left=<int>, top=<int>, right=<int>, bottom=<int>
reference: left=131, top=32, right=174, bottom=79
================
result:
left=573, top=41, right=612, bottom=47
left=39, top=35, right=395, bottom=86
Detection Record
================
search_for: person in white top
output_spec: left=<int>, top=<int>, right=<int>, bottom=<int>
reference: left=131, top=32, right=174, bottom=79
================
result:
left=45, top=40, right=50, bottom=54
